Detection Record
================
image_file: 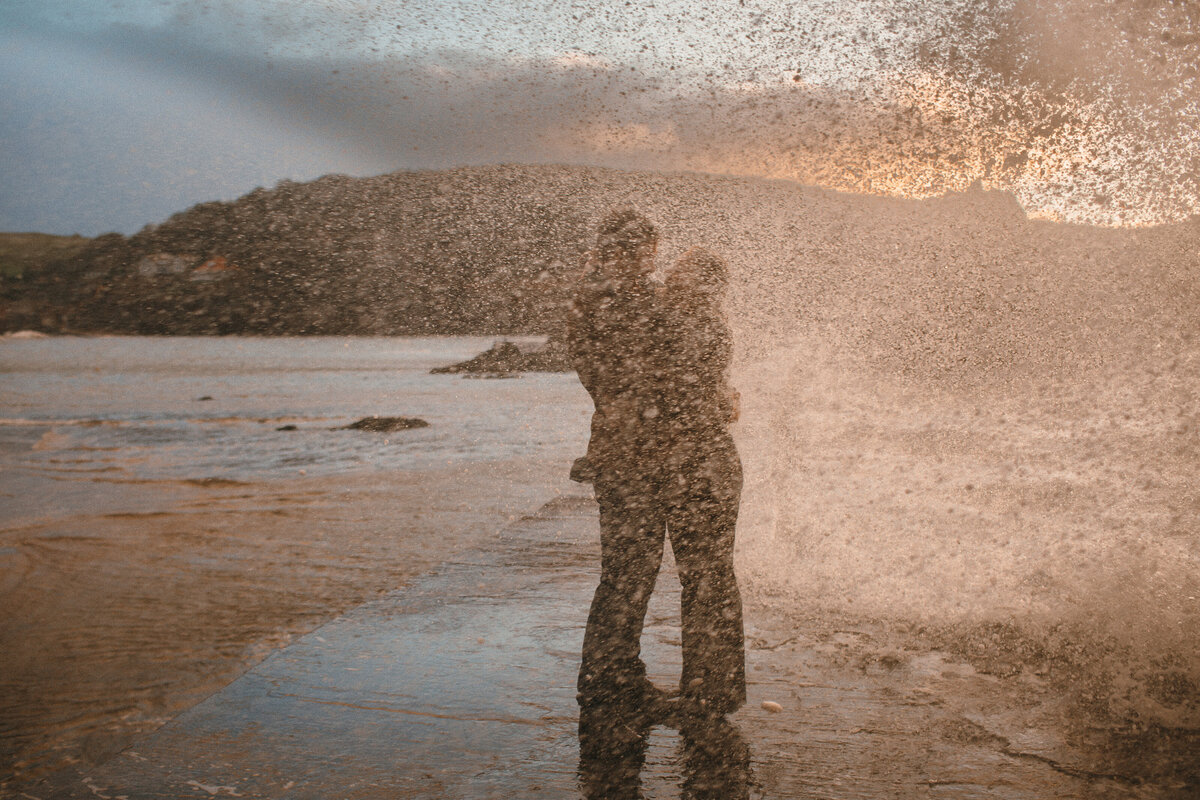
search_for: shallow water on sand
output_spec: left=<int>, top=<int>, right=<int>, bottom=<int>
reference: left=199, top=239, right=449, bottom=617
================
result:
left=0, top=335, right=593, bottom=783
left=0, top=335, right=591, bottom=526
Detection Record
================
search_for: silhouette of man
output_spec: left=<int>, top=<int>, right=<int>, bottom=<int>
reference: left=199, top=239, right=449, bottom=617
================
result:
left=568, top=209, right=670, bottom=712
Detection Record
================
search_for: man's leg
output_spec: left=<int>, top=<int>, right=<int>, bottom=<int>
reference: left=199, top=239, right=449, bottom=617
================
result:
left=680, top=714, right=752, bottom=800
left=578, top=473, right=667, bottom=707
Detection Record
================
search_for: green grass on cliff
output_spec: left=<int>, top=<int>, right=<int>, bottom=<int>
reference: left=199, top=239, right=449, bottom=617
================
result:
left=0, top=233, right=91, bottom=279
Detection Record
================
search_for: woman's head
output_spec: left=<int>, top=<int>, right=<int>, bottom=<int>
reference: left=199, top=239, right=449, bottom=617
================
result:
left=667, top=247, right=729, bottom=299
left=595, top=208, right=658, bottom=277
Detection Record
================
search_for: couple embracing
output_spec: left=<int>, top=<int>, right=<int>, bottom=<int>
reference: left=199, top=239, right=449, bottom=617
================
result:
left=568, top=208, right=745, bottom=723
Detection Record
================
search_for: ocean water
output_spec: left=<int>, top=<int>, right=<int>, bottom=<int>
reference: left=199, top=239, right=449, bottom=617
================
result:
left=0, top=336, right=592, bottom=527
left=7, top=333, right=1196, bottom=640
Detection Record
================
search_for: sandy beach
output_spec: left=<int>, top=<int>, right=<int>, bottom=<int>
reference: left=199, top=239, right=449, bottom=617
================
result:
left=4, top=0, right=1199, bottom=793
left=1, top=456, right=574, bottom=784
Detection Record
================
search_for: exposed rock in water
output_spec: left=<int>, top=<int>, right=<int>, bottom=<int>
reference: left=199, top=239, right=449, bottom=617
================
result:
left=431, top=338, right=572, bottom=374
left=341, top=416, right=429, bottom=432
left=183, top=477, right=250, bottom=488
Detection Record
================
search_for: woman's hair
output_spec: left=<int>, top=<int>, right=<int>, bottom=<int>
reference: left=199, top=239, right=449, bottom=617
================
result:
left=667, top=247, right=728, bottom=297
left=596, top=208, right=658, bottom=267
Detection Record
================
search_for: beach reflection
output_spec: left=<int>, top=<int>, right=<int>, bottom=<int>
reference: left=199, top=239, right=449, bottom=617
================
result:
left=578, top=704, right=751, bottom=800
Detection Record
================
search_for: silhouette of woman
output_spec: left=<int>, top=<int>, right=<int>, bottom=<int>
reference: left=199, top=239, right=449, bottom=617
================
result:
left=661, top=247, right=746, bottom=717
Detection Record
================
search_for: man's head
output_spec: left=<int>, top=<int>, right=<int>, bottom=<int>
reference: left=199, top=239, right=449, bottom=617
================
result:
left=596, top=208, right=658, bottom=278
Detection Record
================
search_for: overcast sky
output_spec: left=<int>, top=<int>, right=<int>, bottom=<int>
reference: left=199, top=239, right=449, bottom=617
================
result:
left=2, top=0, right=1197, bottom=234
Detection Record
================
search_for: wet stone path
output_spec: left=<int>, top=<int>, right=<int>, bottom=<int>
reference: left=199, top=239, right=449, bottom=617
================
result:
left=32, top=493, right=1158, bottom=799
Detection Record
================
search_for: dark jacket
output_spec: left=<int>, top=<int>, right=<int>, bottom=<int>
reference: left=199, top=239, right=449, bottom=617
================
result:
left=659, top=287, right=739, bottom=479
left=661, top=288, right=735, bottom=441
left=567, top=269, right=667, bottom=477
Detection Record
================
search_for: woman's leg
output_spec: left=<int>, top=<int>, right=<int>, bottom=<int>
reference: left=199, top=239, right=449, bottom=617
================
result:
left=670, top=443, right=745, bottom=714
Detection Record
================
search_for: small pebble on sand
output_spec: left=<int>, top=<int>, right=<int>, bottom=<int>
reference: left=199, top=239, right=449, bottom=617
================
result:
left=761, top=700, right=783, bottom=713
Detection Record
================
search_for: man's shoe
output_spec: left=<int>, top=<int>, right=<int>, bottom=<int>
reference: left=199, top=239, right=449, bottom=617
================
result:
left=639, top=682, right=677, bottom=722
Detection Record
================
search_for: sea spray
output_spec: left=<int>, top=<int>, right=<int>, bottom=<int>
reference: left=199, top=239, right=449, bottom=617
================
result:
left=734, top=330, right=1200, bottom=729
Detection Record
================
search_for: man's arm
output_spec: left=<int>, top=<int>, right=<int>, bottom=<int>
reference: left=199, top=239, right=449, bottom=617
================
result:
left=567, top=258, right=604, bottom=398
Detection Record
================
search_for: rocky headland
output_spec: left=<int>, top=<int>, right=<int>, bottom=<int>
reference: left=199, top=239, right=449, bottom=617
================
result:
left=2, top=165, right=1196, bottom=382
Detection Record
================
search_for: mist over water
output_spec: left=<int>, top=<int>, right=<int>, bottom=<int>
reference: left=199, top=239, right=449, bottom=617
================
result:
left=531, top=165, right=1199, bottom=730
left=747, top=383, right=1197, bottom=730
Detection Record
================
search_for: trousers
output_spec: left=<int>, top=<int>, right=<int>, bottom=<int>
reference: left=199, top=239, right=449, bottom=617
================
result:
left=577, top=434, right=745, bottom=713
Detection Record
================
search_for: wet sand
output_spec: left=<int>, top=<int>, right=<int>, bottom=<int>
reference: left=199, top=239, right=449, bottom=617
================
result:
left=0, top=456, right=573, bottom=786
left=15, top=492, right=1196, bottom=799
left=735, top=345, right=1200, bottom=791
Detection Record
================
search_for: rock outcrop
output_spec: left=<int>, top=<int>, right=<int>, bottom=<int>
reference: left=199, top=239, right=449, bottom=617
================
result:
left=340, top=416, right=429, bottom=432
left=430, top=338, right=572, bottom=374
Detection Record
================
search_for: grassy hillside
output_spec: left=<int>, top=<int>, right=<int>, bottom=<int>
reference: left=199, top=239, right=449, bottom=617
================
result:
left=0, top=233, right=90, bottom=279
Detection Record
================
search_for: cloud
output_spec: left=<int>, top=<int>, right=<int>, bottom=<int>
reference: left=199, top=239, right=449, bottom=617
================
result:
left=2, top=0, right=1198, bottom=231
